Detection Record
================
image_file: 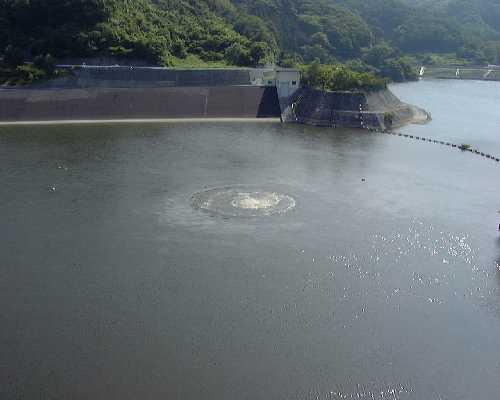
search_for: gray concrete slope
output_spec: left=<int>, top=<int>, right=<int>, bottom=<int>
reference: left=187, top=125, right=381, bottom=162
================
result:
left=0, top=86, right=281, bottom=122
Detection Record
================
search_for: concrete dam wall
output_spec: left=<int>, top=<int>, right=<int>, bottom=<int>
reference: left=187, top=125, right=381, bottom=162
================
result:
left=0, top=68, right=428, bottom=128
left=0, top=86, right=281, bottom=122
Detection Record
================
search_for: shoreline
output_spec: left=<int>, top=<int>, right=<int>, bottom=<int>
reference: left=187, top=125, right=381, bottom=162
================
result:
left=390, top=105, right=432, bottom=128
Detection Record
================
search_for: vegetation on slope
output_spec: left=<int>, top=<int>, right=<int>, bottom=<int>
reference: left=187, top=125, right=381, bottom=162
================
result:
left=0, top=0, right=276, bottom=67
left=1, top=0, right=500, bottom=87
left=232, top=0, right=373, bottom=60
left=302, top=59, right=387, bottom=91
left=337, top=0, right=500, bottom=64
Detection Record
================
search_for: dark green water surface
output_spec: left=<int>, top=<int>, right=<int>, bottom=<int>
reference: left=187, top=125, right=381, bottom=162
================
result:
left=1, top=80, right=500, bottom=400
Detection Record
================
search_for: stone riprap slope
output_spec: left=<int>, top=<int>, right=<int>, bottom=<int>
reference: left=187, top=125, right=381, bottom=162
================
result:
left=284, top=88, right=430, bottom=130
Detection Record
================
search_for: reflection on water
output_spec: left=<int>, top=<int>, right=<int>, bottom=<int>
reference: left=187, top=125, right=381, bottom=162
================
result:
left=1, top=81, right=500, bottom=400
left=496, top=237, right=500, bottom=282
left=292, top=382, right=415, bottom=400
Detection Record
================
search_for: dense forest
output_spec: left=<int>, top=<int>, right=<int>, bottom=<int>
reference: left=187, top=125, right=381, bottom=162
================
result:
left=1, top=0, right=500, bottom=84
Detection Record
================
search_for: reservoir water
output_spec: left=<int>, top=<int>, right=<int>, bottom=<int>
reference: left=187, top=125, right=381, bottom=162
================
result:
left=1, top=80, right=499, bottom=400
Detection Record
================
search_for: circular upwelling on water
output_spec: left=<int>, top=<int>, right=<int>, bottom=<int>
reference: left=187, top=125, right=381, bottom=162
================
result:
left=191, top=186, right=296, bottom=217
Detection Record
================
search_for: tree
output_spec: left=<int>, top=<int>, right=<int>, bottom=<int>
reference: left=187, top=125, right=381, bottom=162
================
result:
left=3, top=45, right=23, bottom=67
left=34, top=54, right=56, bottom=75
left=380, top=58, right=416, bottom=82
left=301, top=44, right=332, bottom=63
left=224, top=42, right=250, bottom=65
left=303, top=60, right=387, bottom=92
left=363, top=43, right=400, bottom=67
left=250, top=42, right=271, bottom=66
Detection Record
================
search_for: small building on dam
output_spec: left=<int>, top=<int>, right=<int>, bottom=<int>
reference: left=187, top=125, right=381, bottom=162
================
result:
left=249, top=68, right=301, bottom=99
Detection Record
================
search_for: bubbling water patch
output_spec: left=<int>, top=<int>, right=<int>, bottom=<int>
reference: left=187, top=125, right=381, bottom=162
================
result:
left=191, top=186, right=296, bottom=217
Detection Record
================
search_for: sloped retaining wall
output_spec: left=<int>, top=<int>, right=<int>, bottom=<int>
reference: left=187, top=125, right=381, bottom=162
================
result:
left=0, top=86, right=281, bottom=121
left=282, top=87, right=430, bottom=130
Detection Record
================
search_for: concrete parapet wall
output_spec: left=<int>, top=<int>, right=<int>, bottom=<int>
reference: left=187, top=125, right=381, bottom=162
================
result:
left=77, top=67, right=252, bottom=87
left=0, top=86, right=281, bottom=121
left=29, top=68, right=253, bottom=89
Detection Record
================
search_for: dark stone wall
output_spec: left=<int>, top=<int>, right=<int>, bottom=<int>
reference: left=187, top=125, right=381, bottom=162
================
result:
left=283, top=87, right=424, bottom=130
left=288, top=88, right=380, bottom=128
left=0, top=86, right=281, bottom=121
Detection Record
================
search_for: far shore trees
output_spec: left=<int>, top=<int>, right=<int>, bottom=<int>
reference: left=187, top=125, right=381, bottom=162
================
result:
left=1, top=0, right=499, bottom=84
left=302, top=59, right=387, bottom=92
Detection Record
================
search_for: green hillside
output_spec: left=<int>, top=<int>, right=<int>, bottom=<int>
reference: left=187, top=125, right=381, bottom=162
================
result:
left=1, top=0, right=500, bottom=83
left=337, top=0, right=500, bottom=58
left=0, top=0, right=277, bottom=67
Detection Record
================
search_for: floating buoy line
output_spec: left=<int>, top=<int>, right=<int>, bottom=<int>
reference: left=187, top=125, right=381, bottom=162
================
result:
left=364, top=127, right=500, bottom=163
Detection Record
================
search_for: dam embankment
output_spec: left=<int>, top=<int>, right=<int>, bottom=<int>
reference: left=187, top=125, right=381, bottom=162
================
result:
left=0, top=67, right=283, bottom=122
left=0, top=86, right=281, bottom=122
left=0, top=67, right=429, bottom=128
